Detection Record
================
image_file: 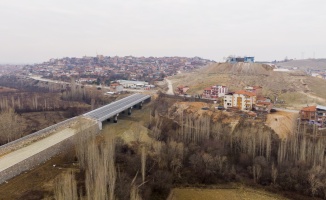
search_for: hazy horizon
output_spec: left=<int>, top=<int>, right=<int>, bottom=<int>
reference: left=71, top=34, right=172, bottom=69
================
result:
left=1, top=0, right=325, bottom=64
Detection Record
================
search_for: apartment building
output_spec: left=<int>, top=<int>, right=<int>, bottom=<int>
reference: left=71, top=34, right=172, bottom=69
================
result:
left=224, top=90, right=256, bottom=110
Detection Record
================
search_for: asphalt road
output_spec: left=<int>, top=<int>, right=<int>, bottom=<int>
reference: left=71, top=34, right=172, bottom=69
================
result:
left=84, top=93, right=150, bottom=121
left=273, top=107, right=299, bottom=113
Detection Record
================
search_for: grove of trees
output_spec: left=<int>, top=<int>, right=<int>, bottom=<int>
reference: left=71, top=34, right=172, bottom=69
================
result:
left=51, top=97, right=326, bottom=200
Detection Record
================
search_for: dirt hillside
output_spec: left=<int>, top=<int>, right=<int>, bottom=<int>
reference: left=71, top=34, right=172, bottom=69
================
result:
left=202, top=62, right=274, bottom=75
left=266, top=111, right=299, bottom=139
left=172, top=62, right=326, bottom=108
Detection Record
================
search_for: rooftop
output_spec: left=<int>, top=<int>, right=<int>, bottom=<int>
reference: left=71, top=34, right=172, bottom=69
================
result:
left=234, top=90, right=256, bottom=97
left=301, top=106, right=316, bottom=112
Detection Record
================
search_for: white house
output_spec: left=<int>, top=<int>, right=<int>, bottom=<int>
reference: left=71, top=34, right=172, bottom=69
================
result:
left=224, top=90, right=256, bottom=110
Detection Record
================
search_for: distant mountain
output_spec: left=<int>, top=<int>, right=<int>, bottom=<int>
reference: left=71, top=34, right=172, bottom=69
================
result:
left=276, top=59, right=326, bottom=70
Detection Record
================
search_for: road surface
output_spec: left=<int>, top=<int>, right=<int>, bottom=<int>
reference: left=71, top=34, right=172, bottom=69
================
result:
left=0, top=128, right=76, bottom=172
left=273, top=107, right=299, bottom=113
left=84, top=93, right=150, bottom=121
left=165, top=78, right=174, bottom=95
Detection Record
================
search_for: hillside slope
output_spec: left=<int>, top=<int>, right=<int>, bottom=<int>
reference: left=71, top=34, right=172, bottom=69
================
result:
left=172, top=62, right=326, bottom=108
left=276, top=58, right=326, bottom=70
left=200, top=62, right=274, bottom=75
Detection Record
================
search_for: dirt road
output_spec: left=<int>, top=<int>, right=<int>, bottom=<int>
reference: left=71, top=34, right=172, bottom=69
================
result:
left=165, top=78, right=174, bottom=95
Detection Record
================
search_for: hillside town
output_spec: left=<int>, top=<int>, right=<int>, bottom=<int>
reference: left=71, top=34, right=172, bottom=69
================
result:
left=21, top=56, right=214, bottom=84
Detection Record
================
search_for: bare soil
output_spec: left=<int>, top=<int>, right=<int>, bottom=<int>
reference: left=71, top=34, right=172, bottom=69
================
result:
left=266, top=111, right=299, bottom=139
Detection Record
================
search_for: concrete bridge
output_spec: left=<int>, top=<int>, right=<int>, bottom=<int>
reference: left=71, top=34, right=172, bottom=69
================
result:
left=84, top=93, right=151, bottom=129
left=0, top=93, right=151, bottom=184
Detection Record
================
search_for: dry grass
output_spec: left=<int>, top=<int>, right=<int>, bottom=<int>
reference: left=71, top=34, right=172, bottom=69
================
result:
left=168, top=187, right=289, bottom=200
left=0, top=153, right=77, bottom=200
left=170, top=63, right=326, bottom=108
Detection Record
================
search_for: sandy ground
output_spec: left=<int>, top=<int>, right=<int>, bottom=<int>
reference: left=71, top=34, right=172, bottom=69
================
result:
left=266, top=111, right=299, bottom=139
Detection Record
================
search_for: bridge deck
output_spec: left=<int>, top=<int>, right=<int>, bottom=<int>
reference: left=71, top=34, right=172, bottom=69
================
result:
left=0, top=128, right=76, bottom=172
left=83, top=93, right=151, bottom=121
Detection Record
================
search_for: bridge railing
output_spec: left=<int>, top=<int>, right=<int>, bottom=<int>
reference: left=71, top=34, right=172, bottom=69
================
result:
left=0, top=117, right=78, bottom=156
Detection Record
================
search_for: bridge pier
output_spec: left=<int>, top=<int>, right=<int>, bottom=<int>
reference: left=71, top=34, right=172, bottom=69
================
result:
left=138, top=101, right=143, bottom=109
left=128, top=107, right=132, bottom=115
left=98, top=121, right=103, bottom=130
left=113, top=114, right=119, bottom=123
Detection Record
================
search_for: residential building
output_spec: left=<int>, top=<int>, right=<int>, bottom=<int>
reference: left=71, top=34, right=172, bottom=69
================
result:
left=300, top=105, right=326, bottom=127
left=255, top=97, right=273, bottom=113
left=223, top=90, right=256, bottom=110
left=109, top=82, right=124, bottom=93
left=117, top=80, right=149, bottom=88
left=202, top=85, right=228, bottom=99
left=255, top=102, right=273, bottom=113
left=244, top=86, right=262, bottom=97
left=300, top=106, right=317, bottom=121
left=317, top=105, right=326, bottom=126
left=176, top=85, right=189, bottom=95
left=224, top=93, right=233, bottom=109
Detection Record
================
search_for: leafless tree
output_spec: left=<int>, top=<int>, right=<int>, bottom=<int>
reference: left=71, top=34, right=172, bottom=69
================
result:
left=54, top=170, right=78, bottom=200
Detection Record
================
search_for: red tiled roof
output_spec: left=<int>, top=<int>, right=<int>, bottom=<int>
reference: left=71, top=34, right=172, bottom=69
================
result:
left=234, top=90, right=256, bottom=97
left=301, top=106, right=316, bottom=112
left=257, top=97, right=267, bottom=101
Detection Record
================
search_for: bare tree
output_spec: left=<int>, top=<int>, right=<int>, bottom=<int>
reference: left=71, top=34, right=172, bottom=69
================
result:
left=308, top=165, right=324, bottom=197
left=0, top=108, right=21, bottom=144
left=271, top=163, right=278, bottom=185
left=130, top=173, right=143, bottom=200
left=54, top=170, right=78, bottom=200
left=141, top=145, right=146, bottom=183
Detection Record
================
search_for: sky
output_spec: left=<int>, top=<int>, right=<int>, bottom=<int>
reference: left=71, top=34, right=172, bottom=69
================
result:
left=0, top=0, right=325, bottom=64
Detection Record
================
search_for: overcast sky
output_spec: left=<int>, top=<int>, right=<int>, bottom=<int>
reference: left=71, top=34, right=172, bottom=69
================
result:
left=1, top=0, right=325, bottom=64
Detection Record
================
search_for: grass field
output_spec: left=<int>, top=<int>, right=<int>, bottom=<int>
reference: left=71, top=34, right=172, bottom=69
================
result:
left=168, top=187, right=289, bottom=200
